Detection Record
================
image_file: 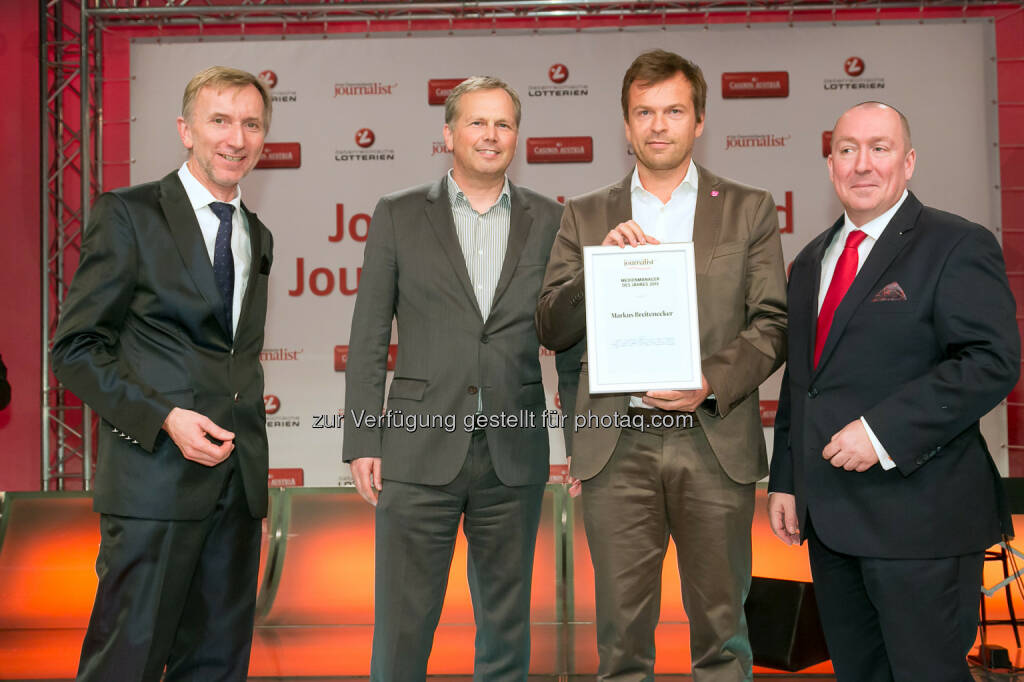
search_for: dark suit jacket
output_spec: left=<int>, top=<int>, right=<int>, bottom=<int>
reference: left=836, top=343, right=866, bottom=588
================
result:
left=52, top=171, right=273, bottom=520
left=769, top=192, right=1018, bottom=559
left=342, top=176, right=567, bottom=487
left=536, top=167, right=788, bottom=484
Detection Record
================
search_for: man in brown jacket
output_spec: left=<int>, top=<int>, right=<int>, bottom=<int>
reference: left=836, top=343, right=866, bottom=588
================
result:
left=536, top=50, right=787, bottom=681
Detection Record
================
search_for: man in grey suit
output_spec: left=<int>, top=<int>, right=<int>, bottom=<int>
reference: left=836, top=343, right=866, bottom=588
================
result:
left=343, top=76, right=566, bottom=681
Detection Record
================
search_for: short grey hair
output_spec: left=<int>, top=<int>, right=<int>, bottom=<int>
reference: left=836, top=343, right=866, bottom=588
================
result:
left=182, top=65, right=272, bottom=131
left=444, top=76, right=521, bottom=127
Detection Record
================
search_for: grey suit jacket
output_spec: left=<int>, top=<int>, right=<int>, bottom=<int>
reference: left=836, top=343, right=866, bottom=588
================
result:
left=51, top=171, right=274, bottom=520
left=343, top=176, right=565, bottom=487
left=536, top=167, right=788, bottom=484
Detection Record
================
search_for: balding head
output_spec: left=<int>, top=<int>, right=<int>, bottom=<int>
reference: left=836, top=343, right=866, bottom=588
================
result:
left=833, top=102, right=911, bottom=154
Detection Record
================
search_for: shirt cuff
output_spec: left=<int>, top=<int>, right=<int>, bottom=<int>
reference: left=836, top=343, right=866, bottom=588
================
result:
left=861, top=417, right=895, bottom=470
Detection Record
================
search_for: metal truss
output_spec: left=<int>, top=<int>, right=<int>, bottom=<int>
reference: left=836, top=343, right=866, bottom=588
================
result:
left=42, top=0, right=102, bottom=491
left=78, top=0, right=1024, bottom=28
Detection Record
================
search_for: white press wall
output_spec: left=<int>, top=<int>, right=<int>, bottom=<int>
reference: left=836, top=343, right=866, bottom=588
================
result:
left=130, top=21, right=1004, bottom=485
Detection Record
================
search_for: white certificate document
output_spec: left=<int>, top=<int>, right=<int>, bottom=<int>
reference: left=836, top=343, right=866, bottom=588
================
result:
left=583, top=243, right=702, bottom=394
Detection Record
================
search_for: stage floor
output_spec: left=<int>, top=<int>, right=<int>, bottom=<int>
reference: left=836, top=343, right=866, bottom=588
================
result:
left=2, top=625, right=1022, bottom=680
left=4, top=490, right=1024, bottom=679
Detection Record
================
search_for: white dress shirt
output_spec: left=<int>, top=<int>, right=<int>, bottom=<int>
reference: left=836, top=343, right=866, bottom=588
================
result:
left=177, top=162, right=252, bottom=334
left=629, top=160, right=699, bottom=244
left=818, top=189, right=909, bottom=470
left=628, top=160, right=699, bottom=408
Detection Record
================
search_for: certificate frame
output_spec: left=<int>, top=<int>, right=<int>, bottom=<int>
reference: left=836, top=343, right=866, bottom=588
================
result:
left=582, top=243, right=702, bottom=394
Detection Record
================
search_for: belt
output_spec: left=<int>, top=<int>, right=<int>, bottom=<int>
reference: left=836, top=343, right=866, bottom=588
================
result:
left=625, top=406, right=698, bottom=431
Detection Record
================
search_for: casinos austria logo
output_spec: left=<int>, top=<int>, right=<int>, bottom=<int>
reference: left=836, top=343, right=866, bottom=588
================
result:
left=428, top=78, right=465, bottom=105
left=526, top=137, right=593, bottom=164
left=529, top=64, right=588, bottom=98
left=335, top=344, right=398, bottom=371
left=721, top=72, right=789, bottom=99
left=336, top=129, right=395, bottom=162
left=824, top=56, right=884, bottom=91
left=256, top=142, right=301, bottom=169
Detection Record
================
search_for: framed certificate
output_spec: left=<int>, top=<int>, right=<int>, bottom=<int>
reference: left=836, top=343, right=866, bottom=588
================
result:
left=582, top=243, right=702, bottom=394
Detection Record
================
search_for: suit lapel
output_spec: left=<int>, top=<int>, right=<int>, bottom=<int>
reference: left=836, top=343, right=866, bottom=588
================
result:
left=793, top=221, right=841, bottom=376
left=692, top=166, right=722, bottom=275
left=235, top=204, right=263, bottom=334
left=158, top=172, right=231, bottom=337
left=607, top=173, right=632, bottom=235
left=489, top=183, right=533, bottom=316
left=813, top=194, right=921, bottom=374
left=424, top=176, right=483, bottom=320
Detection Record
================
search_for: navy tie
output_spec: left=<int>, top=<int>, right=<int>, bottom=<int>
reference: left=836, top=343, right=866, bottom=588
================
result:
left=209, top=202, right=235, bottom=337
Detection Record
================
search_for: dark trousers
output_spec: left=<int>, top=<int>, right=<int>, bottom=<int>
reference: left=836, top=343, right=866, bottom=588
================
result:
left=806, top=518, right=982, bottom=682
left=582, top=424, right=755, bottom=682
left=76, top=463, right=262, bottom=682
left=370, top=430, right=545, bottom=682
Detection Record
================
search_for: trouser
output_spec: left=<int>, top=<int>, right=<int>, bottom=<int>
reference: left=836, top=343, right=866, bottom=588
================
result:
left=370, top=430, right=545, bottom=681
left=582, top=423, right=755, bottom=682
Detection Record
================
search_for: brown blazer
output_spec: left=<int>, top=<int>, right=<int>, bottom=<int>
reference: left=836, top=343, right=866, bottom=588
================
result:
left=536, top=166, right=788, bottom=484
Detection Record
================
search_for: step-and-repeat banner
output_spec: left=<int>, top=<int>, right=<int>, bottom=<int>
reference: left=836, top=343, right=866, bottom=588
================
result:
left=130, top=21, right=1003, bottom=486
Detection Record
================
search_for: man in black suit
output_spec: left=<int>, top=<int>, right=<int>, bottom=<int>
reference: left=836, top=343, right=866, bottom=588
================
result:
left=52, top=66, right=274, bottom=682
left=343, top=76, right=567, bottom=680
left=768, top=101, right=1019, bottom=681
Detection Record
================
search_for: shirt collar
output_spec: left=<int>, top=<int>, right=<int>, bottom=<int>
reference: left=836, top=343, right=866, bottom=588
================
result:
left=630, top=159, right=699, bottom=200
left=841, top=189, right=909, bottom=243
left=446, top=170, right=510, bottom=211
left=178, top=161, right=242, bottom=213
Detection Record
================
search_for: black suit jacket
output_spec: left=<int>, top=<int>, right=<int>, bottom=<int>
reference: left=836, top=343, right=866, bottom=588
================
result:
left=343, top=176, right=569, bottom=487
left=52, top=171, right=273, bottom=520
left=770, top=192, right=1018, bottom=558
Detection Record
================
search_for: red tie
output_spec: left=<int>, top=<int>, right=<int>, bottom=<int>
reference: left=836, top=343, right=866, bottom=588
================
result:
left=814, top=229, right=867, bottom=367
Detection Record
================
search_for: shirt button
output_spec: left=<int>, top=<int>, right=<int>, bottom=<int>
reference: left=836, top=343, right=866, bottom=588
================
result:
left=233, top=392, right=240, bottom=402
left=478, top=249, right=484, bottom=255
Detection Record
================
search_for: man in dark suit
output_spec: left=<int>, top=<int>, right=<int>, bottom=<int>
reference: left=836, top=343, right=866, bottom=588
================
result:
left=537, top=50, right=788, bottom=681
left=343, top=76, right=567, bottom=681
left=52, top=66, right=273, bottom=682
left=768, top=101, right=1019, bottom=681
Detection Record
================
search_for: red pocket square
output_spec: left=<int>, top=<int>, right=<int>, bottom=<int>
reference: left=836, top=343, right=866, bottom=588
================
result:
left=872, top=282, right=907, bottom=302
